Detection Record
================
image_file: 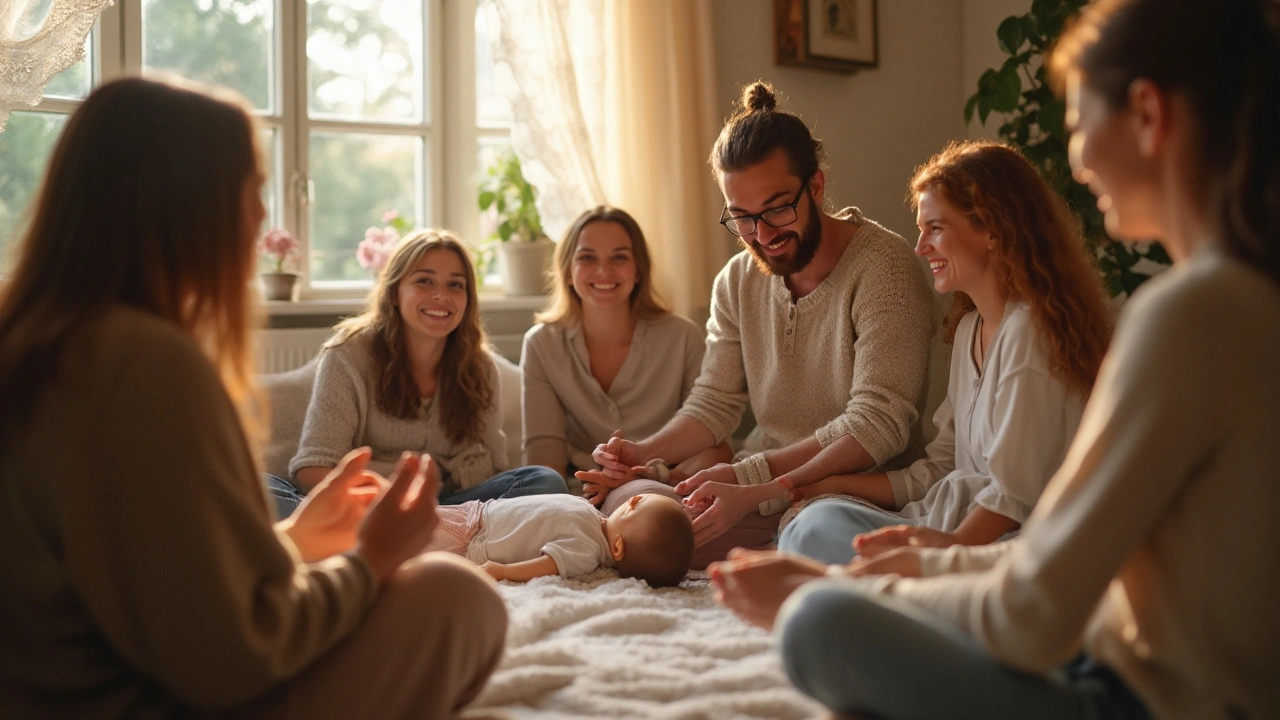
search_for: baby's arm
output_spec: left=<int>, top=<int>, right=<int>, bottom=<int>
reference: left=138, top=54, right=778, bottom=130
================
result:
left=481, top=554, right=559, bottom=582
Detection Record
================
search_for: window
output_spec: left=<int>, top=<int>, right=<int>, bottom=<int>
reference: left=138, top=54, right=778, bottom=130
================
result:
left=0, top=0, right=510, bottom=297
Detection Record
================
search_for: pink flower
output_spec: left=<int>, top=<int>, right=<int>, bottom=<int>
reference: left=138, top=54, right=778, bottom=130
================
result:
left=380, top=209, right=401, bottom=224
left=258, top=228, right=299, bottom=273
left=357, top=225, right=401, bottom=275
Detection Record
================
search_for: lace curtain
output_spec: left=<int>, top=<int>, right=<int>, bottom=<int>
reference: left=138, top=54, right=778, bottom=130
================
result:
left=481, top=0, right=728, bottom=320
left=0, top=0, right=112, bottom=131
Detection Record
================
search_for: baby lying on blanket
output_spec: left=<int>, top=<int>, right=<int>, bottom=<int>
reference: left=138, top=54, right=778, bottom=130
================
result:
left=426, top=493, right=694, bottom=588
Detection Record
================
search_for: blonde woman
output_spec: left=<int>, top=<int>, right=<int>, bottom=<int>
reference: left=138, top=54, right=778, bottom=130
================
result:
left=292, top=231, right=567, bottom=503
left=0, top=77, right=504, bottom=719
left=522, top=206, right=730, bottom=511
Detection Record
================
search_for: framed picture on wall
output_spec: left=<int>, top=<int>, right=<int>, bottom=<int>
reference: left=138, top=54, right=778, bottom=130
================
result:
left=774, top=0, right=879, bottom=74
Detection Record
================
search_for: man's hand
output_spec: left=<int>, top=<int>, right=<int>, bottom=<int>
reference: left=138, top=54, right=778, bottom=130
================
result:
left=854, top=525, right=958, bottom=557
left=682, top=474, right=766, bottom=547
left=787, top=474, right=855, bottom=502
left=673, top=461, right=737, bottom=496
left=280, top=448, right=385, bottom=562
left=709, top=549, right=829, bottom=631
left=591, top=430, right=649, bottom=482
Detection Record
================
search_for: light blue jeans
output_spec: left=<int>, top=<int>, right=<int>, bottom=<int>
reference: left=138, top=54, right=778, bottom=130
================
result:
left=438, top=465, right=567, bottom=505
left=778, top=497, right=904, bottom=564
left=265, top=465, right=567, bottom=520
left=777, top=580, right=1151, bottom=720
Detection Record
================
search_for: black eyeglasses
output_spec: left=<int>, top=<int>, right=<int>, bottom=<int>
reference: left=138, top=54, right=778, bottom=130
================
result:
left=718, top=179, right=809, bottom=237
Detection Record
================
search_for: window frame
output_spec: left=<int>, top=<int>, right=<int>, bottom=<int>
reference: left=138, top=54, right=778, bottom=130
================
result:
left=8, top=0, right=510, bottom=303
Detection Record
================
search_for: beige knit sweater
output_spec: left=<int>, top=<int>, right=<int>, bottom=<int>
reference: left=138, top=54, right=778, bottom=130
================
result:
left=0, top=308, right=376, bottom=717
left=839, top=250, right=1280, bottom=720
left=677, top=207, right=936, bottom=514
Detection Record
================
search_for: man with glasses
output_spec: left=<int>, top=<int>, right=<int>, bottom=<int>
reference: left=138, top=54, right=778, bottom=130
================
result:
left=590, top=82, right=934, bottom=564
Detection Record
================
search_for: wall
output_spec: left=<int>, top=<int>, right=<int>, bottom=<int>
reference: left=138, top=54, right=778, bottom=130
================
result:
left=710, top=0, right=1028, bottom=441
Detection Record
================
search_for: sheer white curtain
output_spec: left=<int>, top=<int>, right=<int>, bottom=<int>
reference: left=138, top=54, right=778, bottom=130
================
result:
left=483, top=0, right=728, bottom=320
left=0, top=0, right=111, bottom=131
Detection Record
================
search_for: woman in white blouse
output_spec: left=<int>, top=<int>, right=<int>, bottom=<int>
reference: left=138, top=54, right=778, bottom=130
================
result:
left=521, top=206, right=730, bottom=509
left=775, top=140, right=1113, bottom=564
left=712, top=0, right=1280, bottom=717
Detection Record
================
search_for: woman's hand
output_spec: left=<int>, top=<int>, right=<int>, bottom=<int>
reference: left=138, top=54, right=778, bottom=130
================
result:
left=355, top=451, right=443, bottom=582
left=853, top=525, right=958, bottom=557
left=591, top=430, right=649, bottom=482
left=845, top=546, right=924, bottom=579
left=709, top=549, right=830, bottom=631
left=280, top=448, right=385, bottom=562
left=682, top=472, right=768, bottom=547
left=575, top=468, right=645, bottom=507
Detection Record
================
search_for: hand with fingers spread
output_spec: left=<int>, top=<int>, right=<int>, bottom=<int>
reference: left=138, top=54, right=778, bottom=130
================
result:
left=854, top=525, right=959, bottom=558
left=709, top=549, right=829, bottom=631
left=591, top=430, right=649, bottom=482
left=355, top=451, right=443, bottom=582
left=845, top=546, right=924, bottom=579
left=279, top=447, right=387, bottom=562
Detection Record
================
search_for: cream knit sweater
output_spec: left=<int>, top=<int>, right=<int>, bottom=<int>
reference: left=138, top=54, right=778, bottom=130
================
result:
left=677, top=207, right=936, bottom=514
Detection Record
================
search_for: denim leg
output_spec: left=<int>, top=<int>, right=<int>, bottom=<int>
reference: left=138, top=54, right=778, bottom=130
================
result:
left=777, top=580, right=1091, bottom=720
left=264, top=473, right=305, bottom=520
left=440, top=465, right=568, bottom=505
left=777, top=498, right=901, bottom=564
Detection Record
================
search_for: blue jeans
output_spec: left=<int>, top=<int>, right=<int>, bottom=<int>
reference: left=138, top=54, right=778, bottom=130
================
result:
left=266, top=473, right=305, bottom=520
left=778, top=498, right=902, bottom=564
left=265, top=466, right=567, bottom=520
left=439, top=465, right=567, bottom=505
left=777, top=580, right=1151, bottom=720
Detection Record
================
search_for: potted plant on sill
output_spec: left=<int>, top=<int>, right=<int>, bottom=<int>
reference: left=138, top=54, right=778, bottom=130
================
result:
left=964, top=0, right=1170, bottom=301
left=259, top=227, right=300, bottom=301
left=477, top=149, right=554, bottom=296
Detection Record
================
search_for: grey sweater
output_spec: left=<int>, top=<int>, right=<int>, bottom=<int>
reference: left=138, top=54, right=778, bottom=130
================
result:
left=290, top=331, right=508, bottom=491
left=677, top=207, right=935, bottom=514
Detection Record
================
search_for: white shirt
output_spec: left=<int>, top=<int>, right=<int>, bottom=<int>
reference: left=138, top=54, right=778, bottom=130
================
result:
left=883, top=303, right=1084, bottom=529
left=467, top=494, right=614, bottom=578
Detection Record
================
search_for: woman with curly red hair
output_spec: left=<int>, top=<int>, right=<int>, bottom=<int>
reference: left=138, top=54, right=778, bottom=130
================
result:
left=775, top=140, right=1112, bottom=563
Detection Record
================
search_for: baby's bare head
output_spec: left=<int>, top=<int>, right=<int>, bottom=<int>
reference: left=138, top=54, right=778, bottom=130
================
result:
left=611, top=494, right=694, bottom=588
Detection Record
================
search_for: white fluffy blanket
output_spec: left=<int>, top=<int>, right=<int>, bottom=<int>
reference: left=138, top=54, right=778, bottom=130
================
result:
left=462, top=570, right=823, bottom=720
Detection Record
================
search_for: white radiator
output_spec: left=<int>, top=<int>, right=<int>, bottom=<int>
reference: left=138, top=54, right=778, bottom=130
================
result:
left=256, top=328, right=332, bottom=374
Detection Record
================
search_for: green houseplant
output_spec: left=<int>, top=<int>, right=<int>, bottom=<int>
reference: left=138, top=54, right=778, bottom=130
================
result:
left=965, top=0, right=1170, bottom=298
left=477, top=150, right=555, bottom=295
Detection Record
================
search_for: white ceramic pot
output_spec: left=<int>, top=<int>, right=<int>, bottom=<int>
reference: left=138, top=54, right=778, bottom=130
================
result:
left=261, top=272, right=299, bottom=301
left=498, top=237, right=555, bottom=296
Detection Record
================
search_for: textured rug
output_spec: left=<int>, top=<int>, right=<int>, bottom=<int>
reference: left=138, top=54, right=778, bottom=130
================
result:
left=461, top=569, right=824, bottom=720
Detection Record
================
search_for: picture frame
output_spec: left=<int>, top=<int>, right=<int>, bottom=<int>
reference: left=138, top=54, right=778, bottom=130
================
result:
left=774, top=0, right=879, bottom=74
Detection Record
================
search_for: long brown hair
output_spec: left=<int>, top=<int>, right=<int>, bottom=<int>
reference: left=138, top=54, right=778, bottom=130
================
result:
left=909, top=141, right=1113, bottom=398
left=536, top=206, right=669, bottom=326
left=329, top=230, right=493, bottom=444
left=1052, top=0, right=1280, bottom=286
left=0, top=76, right=263, bottom=450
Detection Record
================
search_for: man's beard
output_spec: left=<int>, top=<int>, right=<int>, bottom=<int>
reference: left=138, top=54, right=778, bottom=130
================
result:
left=742, top=193, right=822, bottom=277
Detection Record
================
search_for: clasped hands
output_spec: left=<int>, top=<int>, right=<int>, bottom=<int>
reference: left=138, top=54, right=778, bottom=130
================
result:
left=278, top=447, right=443, bottom=581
